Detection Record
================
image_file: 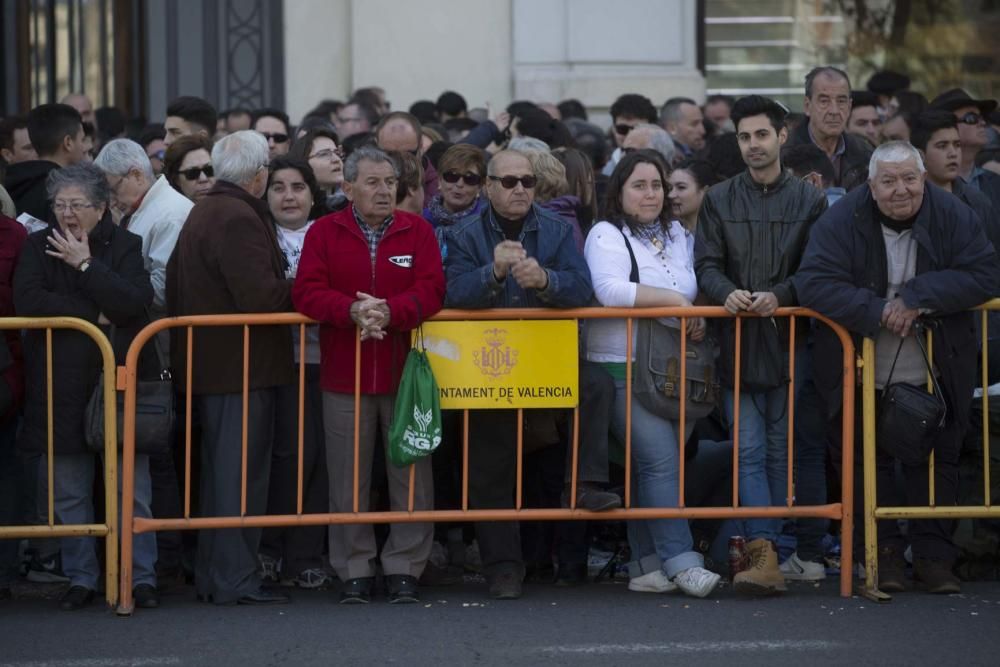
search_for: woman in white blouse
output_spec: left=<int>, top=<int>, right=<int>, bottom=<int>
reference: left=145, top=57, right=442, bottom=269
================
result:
left=584, top=150, right=720, bottom=599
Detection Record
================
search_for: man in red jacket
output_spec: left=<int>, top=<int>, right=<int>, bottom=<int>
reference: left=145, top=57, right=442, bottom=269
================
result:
left=0, top=213, right=27, bottom=600
left=293, top=145, right=444, bottom=604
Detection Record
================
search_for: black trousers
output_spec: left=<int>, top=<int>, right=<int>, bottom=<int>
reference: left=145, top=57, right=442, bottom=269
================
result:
left=829, top=390, right=961, bottom=564
left=467, top=361, right=614, bottom=575
left=260, top=366, right=328, bottom=575
left=194, top=389, right=277, bottom=603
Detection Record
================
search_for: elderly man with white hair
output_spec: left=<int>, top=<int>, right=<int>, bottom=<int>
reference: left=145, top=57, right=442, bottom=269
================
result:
left=94, top=139, right=191, bottom=314
left=797, top=140, right=1000, bottom=595
left=166, top=130, right=294, bottom=606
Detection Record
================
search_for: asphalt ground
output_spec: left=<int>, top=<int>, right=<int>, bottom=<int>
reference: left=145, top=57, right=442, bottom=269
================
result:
left=2, top=576, right=999, bottom=666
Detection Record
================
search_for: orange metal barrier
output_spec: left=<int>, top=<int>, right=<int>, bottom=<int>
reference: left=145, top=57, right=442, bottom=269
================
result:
left=0, top=317, right=119, bottom=607
left=117, top=307, right=855, bottom=614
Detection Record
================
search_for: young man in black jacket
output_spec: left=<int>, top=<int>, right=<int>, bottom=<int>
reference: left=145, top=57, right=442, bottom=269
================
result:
left=696, top=95, right=827, bottom=596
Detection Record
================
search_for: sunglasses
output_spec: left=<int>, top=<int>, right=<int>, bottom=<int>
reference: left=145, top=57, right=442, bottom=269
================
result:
left=615, top=124, right=636, bottom=136
left=260, top=132, right=289, bottom=144
left=959, top=112, right=985, bottom=126
left=488, top=174, right=537, bottom=189
left=180, top=165, right=214, bottom=181
left=442, top=171, right=483, bottom=186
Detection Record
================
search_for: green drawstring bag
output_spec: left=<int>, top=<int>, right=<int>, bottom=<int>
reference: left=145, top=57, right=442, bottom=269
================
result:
left=388, top=327, right=442, bottom=467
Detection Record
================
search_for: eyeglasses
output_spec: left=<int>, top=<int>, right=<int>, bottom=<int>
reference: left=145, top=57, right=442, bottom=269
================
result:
left=959, top=112, right=985, bottom=126
left=615, top=124, right=636, bottom=136
left=259, top=132, right=289, bottom=144
left=180, top=165, right=214, bottom=181
left=309, top=148, right=343, bottom=161
left=337, top=116, right=363, bottom=125
left=148, top=149, right=165, bottom=161
left=53, top=201, right=96, bottom=213
left=442, top=171, right=483, bottom=186
left=488, top=175, right=537, bottom=189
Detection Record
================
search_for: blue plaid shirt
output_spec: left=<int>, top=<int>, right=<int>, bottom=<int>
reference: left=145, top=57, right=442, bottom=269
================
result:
left=352, top=204, right=393, bottom=263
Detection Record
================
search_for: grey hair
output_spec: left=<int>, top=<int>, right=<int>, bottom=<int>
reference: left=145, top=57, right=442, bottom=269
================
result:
left=508, top=136, right=550, bottom=153
left=46, top=162, right=111, bottom=207
left=632, top=123, right=676, bottom=166
left=486, top=149, right=534, bottom=177
left=211, top=130, right=269, bottom=185
left=660, top=97, right=698, bottom=126
left=343, top=145, right=400, bottom=182
left=804, top=66, right=851, bottom=98
left=868, top=141, right=926, bottom=180
left=94, top=138, right=154, bottom=184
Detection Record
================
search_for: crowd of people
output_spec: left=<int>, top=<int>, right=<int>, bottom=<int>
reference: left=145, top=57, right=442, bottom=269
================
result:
left=2, top=67, right=1000, bottom=611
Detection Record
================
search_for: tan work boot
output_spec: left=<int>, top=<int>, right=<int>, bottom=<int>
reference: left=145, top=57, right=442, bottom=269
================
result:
left=733, top=538, right=787, bottom=596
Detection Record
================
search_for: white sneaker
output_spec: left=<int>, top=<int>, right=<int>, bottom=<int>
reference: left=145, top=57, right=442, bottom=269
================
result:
left=780, top=552, right=826, bottom=581
left=628, top=569, right=678, bottom=593
left=673, top=566, right=721, bottom=598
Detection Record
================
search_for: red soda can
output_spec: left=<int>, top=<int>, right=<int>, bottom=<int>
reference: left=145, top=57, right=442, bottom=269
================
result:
left=728, top=536, right=748, bottom=576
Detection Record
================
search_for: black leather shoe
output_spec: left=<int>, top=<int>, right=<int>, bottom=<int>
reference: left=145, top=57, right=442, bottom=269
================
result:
left=133, top=584, right=160, bottom=609
left=339, top=577, right=374, bottom=604
left=555, top=562, right=587, bottom=587
left=386, top=575, right=420, bottom=604
left=59, top=585, right=95, bottom=611
left=237, top=587, right=290, bottom=605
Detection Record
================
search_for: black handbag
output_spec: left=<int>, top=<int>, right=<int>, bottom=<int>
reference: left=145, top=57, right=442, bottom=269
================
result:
left=876, top=326, right=947, bottom=466
left=620, top=229, right=719, bottom=421
left=85, top=324, right=175, bottom=456
left=718, top=315, right=790, bottom=393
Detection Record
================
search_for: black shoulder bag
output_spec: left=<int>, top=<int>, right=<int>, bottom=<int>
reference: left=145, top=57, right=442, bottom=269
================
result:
left=876, top=325, right=947, bottom=466
left=85, top=323, right=175, bottom=456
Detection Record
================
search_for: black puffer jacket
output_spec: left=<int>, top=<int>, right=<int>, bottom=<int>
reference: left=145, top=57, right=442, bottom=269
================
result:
left=796, top=183, right=1000, bottom=422
left=13, top=213, right=153, bottom=454
left=695, top=169, right=828, bottom=307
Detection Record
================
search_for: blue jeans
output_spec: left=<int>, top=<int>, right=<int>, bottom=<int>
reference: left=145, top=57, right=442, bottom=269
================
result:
left=723, top=384, right=789, bottom=543
left=55, top=452, right=157, bottom=590
left=611, top=378, right=702, bottom=578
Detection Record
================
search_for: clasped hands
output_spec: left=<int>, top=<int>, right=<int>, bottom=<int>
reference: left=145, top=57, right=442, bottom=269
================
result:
left=724, top=289, right=778, bottom=317
left=350, top=291, right=390, bottom=341
left=881, top=296, right=920, bottom=337
left=492, top=240, right=548, bottom=290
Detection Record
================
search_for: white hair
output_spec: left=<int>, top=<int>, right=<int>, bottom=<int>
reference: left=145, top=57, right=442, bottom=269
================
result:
left=211, top=130, right=269, bottom=185
left=868, top=141, right=926, bottom=181
left=94, top=138, right=154, bottom=184
left=508, top=136, right=550, bottom=153
left=632, top=123, right=677, bottom=166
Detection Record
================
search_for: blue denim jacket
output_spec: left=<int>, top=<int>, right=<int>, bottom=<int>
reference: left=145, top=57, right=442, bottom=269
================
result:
left=443, top=204, right=593, bottom=309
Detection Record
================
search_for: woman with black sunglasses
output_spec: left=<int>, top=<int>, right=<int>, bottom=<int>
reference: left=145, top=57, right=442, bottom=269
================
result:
left=163, top=134, right=216, bottom=203
left=422, top=143, right=487, bottom=227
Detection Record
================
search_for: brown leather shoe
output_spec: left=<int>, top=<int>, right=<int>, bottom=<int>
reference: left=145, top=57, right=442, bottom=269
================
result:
left=914, top=559, right=961, bottom=594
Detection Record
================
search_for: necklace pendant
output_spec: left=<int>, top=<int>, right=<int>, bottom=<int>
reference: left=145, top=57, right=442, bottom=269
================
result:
left=651, top=237, right=664, bottom=252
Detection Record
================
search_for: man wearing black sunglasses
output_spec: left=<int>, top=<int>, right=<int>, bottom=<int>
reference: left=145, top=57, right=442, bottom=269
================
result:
left=929, top=88, right=1000, bottom=208
left=602, top=94, right=658, bottom=177
left=444, top=149, right=620, bottom=601
left=253, top=108, right=292, bottom=161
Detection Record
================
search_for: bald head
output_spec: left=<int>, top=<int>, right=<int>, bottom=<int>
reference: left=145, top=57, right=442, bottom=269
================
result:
left=377, top=117, right=421, bottom=154
left=61, top=93, right=94, bottom=124
left=486, top=150, right=535, bottom=219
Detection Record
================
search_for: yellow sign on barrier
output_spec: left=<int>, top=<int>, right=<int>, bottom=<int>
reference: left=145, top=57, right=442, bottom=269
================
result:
left=421, top=320, right=579, bottom=409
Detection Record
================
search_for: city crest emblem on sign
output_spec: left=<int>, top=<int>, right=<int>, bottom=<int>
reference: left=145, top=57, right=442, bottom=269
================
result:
left=473, top=327, right=518, bottom=378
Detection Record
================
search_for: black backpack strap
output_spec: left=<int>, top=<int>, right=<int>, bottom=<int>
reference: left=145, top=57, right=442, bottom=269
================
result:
left=618, top=226, right=639, bottom=284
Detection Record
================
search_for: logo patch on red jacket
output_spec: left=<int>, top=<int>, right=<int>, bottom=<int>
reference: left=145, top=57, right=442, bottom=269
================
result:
left=389, top=255, right=413, bottom=268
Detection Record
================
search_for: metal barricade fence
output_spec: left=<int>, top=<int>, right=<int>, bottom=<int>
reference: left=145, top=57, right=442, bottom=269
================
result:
left=0, top=317, right=119, bottom=607
left=860, top=299, right=1000, bottom=601
left=117, top=307, right=856, bottom=614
